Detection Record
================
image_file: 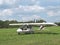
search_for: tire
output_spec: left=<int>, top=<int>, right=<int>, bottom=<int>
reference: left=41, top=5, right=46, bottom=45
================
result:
left=18, top=32, right=20, bottom=35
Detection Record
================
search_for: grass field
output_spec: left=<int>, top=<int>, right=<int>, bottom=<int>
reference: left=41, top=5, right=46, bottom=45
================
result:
left=0, top=26, right=60, bottom=45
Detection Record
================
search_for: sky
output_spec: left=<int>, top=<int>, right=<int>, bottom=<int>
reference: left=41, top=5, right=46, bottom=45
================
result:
left=0, top=0, right=60, bottom=22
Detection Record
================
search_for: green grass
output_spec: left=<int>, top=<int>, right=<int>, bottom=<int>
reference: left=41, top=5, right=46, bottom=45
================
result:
left=0, top=26, right=60, bottom=45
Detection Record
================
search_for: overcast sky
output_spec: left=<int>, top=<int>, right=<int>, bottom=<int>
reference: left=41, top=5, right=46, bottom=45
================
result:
left=0, top=0, right=60, bottom=22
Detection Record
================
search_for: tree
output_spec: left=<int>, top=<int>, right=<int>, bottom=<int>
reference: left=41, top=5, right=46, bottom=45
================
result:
left=0, top=20, right=4, bottom=28
left=9, top=20, right=18, bottom=23
left=37, top=19, right=46, bottom=23
left=55, top=22, right=60, bottom=26
left=3, top=20, right=10, bottom=28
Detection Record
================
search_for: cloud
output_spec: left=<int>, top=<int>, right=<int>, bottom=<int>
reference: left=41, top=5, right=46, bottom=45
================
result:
left=31, top=0, right=40, bottom=5
left=47, top=11, right=60, bottom=16
left=0, top=0, right=41, bottom=9
left=45, top=0, right=60, bottom=2
left=31, top=0, right=36, bottom=2
left=0, top=0, right=3, bottom=5
left=45, top=6, right=60, bottom=16
left=0, top=0, right=19, bottom=10
left=18, top=15, right=41, bottom=22
left=0, top=0, right=17, bottom=5
left=0, top=0, right=60, bottom=22
left=18, top=5, right=45, bottom=13
left=0, top=5, right=45, bottom=16
left=5, top=0, right=16, bottom=5
left=0, top=9, right=13, bottom=16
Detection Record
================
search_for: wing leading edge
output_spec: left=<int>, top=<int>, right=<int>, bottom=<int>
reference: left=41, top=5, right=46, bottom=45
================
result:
left=9, top=23, right=57, bottom=26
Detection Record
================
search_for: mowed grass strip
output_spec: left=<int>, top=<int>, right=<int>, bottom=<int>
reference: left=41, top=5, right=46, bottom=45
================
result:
left=0, top=26, right=60, bottom=45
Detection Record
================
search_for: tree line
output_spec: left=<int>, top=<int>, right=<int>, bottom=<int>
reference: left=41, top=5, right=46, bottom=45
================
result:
left=55, top=22, right=60, bottom=26
left=0, top=19, right=46, bottom=28
left=0, top=20, right=18, bottom=28
left=0, top=20, right=60, bottom=28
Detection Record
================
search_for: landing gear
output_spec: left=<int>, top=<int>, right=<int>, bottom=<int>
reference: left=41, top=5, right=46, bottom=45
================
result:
left=39, top=25, right=45, bottom=30
left=18, top=32, right=20, bottom=35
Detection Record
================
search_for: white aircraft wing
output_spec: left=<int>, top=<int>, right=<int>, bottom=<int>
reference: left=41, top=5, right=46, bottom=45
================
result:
left=9, top=23, right=57, bottom=26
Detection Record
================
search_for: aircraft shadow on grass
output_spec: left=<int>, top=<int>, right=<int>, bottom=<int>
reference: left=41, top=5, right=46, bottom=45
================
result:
left=34, top=32, right=59, bottom=35
left=19, top=31, right=60, bottom=35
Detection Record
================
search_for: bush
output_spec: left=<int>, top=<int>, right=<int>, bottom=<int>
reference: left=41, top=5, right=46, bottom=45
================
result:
left=55, top=22, right=60, bottom=26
